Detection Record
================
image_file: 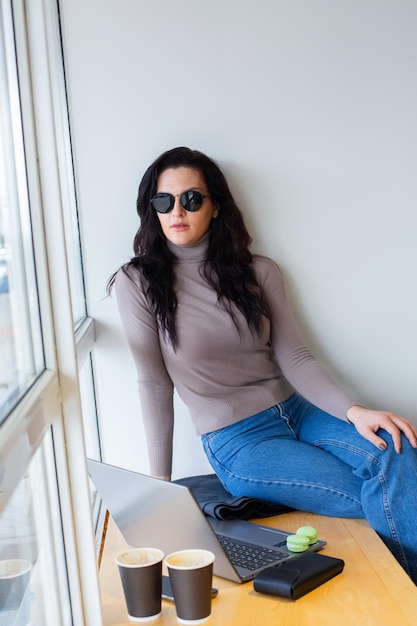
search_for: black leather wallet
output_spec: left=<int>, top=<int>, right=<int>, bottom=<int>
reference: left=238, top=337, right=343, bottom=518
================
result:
left=253, top=552, right=344, bottom=600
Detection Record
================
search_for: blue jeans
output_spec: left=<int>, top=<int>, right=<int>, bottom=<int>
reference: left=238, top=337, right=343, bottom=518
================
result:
left=201, top=393, right=417, bottom=583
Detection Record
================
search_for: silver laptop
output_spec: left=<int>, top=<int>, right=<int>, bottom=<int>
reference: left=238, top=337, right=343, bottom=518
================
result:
left=87, top=459, right=325, bottom=583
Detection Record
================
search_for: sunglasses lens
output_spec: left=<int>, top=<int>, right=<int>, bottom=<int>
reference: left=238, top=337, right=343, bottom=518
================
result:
left=181, top=190, right=203, bottom=212
left=151, top=191, right=206, bottom=212
left=151, top=193, right=174, bottom=213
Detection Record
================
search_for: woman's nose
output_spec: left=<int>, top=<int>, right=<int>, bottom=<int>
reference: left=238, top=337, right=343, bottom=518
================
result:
left=171, top=196, right=186, bottom=216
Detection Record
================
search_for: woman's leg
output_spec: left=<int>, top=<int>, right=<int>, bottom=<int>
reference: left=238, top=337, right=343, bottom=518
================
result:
left=294, top=395, right=417, bottom=583
left=201, top=394, right=417, bottom=582
left=201, top=401, right=365, bottom=517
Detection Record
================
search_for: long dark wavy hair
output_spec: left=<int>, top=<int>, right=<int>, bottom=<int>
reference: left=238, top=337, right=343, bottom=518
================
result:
left=108, top=147, right=269, bottom=348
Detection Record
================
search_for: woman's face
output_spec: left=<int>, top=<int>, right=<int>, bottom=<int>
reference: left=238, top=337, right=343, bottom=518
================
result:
left=154, top=167, right=218, bottom=246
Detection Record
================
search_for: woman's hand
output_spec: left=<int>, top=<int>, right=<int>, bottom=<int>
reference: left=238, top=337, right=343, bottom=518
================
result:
left=346, top=405, right=417, bottom=453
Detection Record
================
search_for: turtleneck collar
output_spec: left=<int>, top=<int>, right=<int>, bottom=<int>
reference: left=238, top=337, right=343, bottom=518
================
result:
left=167, top=231, right=210, bottom=262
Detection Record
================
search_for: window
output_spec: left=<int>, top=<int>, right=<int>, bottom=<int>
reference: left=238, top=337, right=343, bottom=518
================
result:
left=0, top=0, right=102, bottom=623
left=0, top=431, right=72, bottom=625
left=0, top=0, right=44, bottom=424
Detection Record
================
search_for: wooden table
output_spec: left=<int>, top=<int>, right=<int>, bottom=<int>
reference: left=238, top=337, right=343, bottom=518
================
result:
left=99, top=511, right=417, bottom=625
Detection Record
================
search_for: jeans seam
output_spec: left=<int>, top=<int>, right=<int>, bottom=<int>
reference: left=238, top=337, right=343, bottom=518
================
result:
left=311, top=438, right=380, bottom=465
left=377, top=470, right=409, bottom=573
left=276, top=401, right=297, bottom=438
left=226, top=472, right=363, bottom=506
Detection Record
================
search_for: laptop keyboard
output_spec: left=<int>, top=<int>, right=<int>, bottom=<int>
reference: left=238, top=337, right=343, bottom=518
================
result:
left=217, top=534, right=287, bottom=571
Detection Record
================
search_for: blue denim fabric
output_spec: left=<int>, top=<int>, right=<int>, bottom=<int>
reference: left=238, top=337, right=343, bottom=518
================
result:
left=201, top=393, right=417, bottom=583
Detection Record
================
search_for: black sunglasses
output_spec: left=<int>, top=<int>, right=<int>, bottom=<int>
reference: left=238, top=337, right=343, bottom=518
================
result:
left=150, top=190, right=209, bottom=214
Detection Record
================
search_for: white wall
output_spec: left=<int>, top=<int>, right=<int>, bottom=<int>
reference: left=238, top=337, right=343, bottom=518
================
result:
left=59, top=0, right=417, bottom=478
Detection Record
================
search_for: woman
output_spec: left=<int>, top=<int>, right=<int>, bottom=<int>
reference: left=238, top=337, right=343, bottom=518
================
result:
left=110, top=146, right=417, bottom=583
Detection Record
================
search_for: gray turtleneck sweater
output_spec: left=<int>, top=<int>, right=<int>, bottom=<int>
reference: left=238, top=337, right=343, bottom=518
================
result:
left=115, top=234, right=355, bottom=477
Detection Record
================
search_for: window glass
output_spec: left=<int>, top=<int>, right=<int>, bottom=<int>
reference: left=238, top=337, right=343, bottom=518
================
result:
left=0, top=430, right=72, bottom=625
left=51, top=11, right=87, bottom=330
left=63, top=195, right=86, bottom=330
left=0, top=0, right=44, bottom=424
left=79, top=353, right=101, bottom=461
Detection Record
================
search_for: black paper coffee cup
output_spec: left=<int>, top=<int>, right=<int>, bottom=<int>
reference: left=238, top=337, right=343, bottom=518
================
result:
left=115, top=547, right=164, bottom=622
left=165, top=549, right=215, bottom=624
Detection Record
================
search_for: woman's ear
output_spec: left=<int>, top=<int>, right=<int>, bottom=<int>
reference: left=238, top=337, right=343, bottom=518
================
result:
left=213, top=203, right=220, bottom=219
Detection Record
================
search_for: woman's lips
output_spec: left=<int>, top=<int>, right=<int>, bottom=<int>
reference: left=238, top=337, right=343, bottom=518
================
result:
left=170, top=223, right=189, bottom=231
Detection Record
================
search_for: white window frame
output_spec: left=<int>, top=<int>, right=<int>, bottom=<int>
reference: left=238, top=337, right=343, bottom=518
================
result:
left=0, top=0, right=103, bottom=623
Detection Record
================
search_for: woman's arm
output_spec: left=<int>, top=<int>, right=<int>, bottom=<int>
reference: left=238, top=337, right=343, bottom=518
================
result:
left=114, top=266, right=174, bottom=478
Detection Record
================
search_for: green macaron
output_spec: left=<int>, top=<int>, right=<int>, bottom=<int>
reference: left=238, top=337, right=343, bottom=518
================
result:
left=286, top=534, right=310, bottom=553
left=296, top=526, right=318, bottom=545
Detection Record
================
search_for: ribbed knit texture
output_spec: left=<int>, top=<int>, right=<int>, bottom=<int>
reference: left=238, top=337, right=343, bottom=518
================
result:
left=115, top=234, right=355, bottom=476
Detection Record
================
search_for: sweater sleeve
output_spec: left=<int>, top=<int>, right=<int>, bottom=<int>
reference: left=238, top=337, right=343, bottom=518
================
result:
left=114, top=266, right=174, bottom=477
left=261, top=259, right=356, bottom=420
